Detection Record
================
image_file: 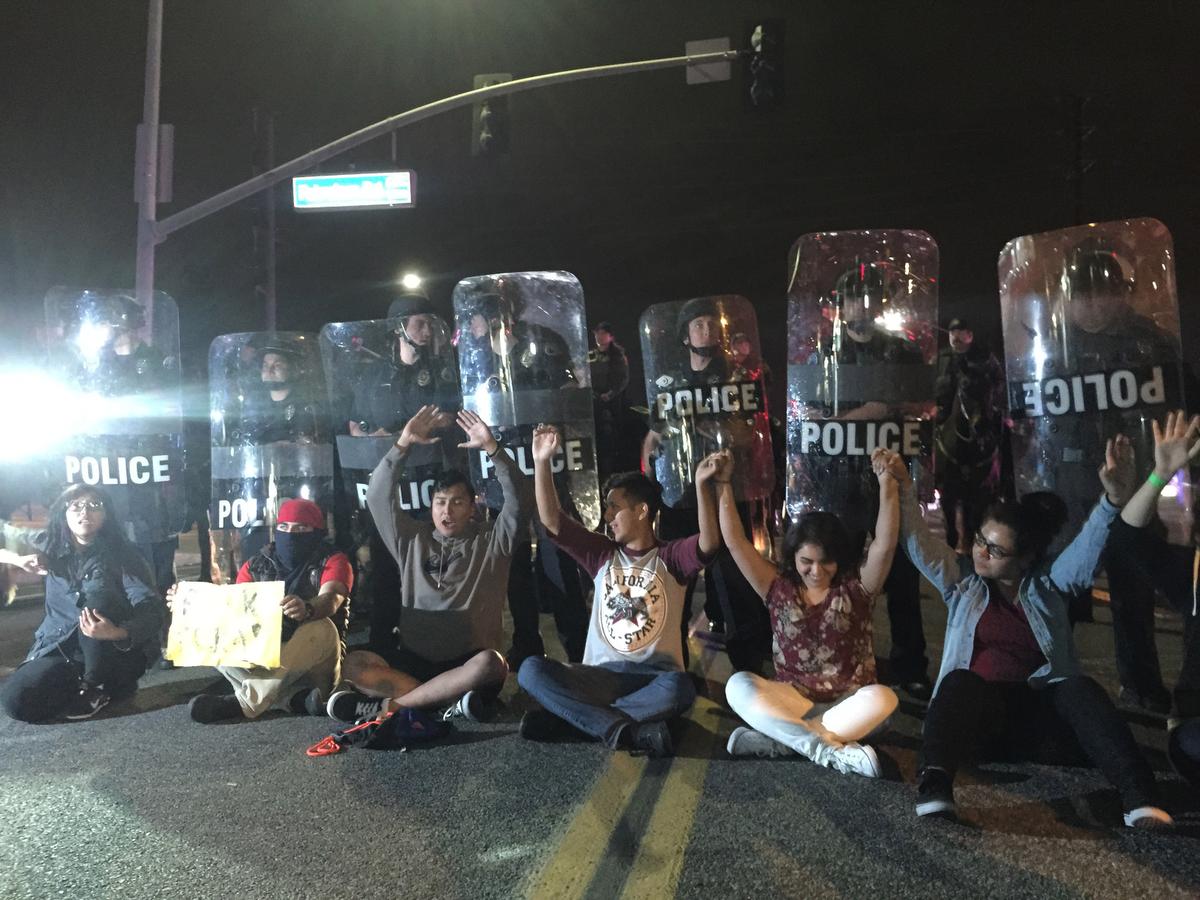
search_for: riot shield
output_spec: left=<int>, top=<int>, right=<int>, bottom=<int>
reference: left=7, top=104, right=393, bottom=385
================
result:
left=640, top=295, right=773, bottom=509
left=999, top=218, right=1190, bottom=543
left=319, top=312, right=462, bottom=521
left=208, top=332, right=334, bottom=578
left=785, top=231, right=938, bottom=533
left=43, top=288, right=187, bottom=544
left=453, top=271, right=600, bottom=529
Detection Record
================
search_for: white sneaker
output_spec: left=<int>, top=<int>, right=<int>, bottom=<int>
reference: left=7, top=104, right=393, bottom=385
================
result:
left=726, top=726, right=795, bottom=758
left=1123, top=806, right=1174, bottom=829
left=827, top=742, right=882, bottom=778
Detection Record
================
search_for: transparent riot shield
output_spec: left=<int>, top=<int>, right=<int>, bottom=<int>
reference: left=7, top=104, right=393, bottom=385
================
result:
left=785, top=231, right=938, bottom=534
left=43, top=288, right=187, bottom=544
left=453, top=271, right=600, bottom=529
left=319, top=313, right=462, bottom=523
left=208, top=332, right=334, bottom=579
left=999, top=218, right=1190, bottom=543
left=640, top=295, right=774, bottom=509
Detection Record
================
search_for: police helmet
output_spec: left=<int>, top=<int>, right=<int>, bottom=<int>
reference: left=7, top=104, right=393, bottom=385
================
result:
left=676, top=296, right=722, bottom=344
left=1065, top=238, right=1132, bottom=295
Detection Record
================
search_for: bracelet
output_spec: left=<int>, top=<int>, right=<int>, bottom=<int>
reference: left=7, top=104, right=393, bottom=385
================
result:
left=1147, top=471, right=1170, bottom=489
left=486, top=443, right=503, bottom=458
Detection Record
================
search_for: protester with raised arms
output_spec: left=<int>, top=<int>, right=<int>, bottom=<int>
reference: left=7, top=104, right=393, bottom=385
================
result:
left=710, top=448, right=899, bottom=777
left=517, top=423, right=720, bottom=758
left=328, top=405, right=530, bottom=724
left=884, top=435, right=1173, bottom=828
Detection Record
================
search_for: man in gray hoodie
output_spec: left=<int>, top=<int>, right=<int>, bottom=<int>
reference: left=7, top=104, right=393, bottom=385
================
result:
left=328, top=404, right=531, bottom=722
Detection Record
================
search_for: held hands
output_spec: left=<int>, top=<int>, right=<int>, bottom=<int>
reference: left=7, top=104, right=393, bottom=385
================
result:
left=872, top=448, right=907, bottom=487
left=1152, top=409, right=1200, bottom=478
left=532, top=424, right=561, bottom=463
left=281, top=594, right=309, bottom=622
left=696, top=449, right=734, bottom=487
left=397, top=405, right=452, bottom=449
left=456, top=409, right=499, bottom=454
left=1098, top=433, right=1136, bottom=507
left=78, top=607, right=128, bottom=642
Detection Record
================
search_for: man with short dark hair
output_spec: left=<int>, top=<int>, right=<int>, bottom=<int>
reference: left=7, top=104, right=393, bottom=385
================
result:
left=517, top=425, right=721, bottom=757
left=329, top=405, right=531, bottom=723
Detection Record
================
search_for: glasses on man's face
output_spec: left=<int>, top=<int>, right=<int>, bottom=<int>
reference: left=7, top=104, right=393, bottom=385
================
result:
left=67, top=500, right=104, bottom=514
left=973, top=531, right=1014, bottom=560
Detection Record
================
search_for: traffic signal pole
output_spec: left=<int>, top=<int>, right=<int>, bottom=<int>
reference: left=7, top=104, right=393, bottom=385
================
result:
left=133, top=1, right=738, bottom=308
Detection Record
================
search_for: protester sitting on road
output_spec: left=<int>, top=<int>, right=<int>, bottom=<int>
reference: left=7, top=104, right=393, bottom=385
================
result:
left=185, top=498, right=352, bottom=723
left=1102, top=410, right=1200, bottom=786
left=711, top=447, right=899, bottom=778
left=0, top=484, right=163, bottom=722
left=517, top=424, right=720, bottom=758
left=886, top=438, right=1174, bottom=828
left=328, top=405, right=530, bottom=723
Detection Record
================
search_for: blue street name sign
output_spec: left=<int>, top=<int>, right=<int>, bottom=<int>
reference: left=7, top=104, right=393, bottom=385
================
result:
left=292, top=171, right=415, bottom=210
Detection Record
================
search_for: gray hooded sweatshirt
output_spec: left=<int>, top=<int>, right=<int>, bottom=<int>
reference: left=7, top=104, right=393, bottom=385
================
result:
left=366, top=444, right=531, bottom=662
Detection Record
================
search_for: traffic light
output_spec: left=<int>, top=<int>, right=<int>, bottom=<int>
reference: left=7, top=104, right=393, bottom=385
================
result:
left=745, top=20, right=784, bottom=109
left=472, top=73, right=512, bottom=156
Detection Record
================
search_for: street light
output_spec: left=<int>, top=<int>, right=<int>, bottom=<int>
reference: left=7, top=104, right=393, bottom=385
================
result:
left=400, top=272, right=423, bottom=292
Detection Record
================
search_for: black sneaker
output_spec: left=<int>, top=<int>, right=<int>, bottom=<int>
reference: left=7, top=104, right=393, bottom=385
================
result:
left=900, top=679, right=933, bottom=702
left=64, top=682, right=111, bottom=720
left=188, top=693, right=244, bottom=724
left=326, top=689, right=384, bottom=722
left=631, top=721, right=674, bottom=758
left=289, top=687, right=326, bottom=717
left=519, top=709, right=580, bottom=742
left=1118, top=686, right=1171, bottom=717
left=915, top=767, right=958, bottom=820
left=441, top=690, right=495, bottom=723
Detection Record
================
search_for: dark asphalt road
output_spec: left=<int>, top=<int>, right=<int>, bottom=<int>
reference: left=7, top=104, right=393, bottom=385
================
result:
left=1, top=589, right=1198, bottom=899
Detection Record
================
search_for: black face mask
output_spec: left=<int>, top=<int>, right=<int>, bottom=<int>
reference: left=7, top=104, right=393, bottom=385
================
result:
left=274, top=530, right=322, bottom=572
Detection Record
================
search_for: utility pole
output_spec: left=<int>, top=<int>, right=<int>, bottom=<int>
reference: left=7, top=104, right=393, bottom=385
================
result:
left=252, top=106, right=277, bottom=330
left=134, top=0, right=163, bottom=310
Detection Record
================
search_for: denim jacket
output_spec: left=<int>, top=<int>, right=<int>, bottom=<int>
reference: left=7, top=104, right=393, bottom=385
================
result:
left=898, top=489, right=1117, bottom=696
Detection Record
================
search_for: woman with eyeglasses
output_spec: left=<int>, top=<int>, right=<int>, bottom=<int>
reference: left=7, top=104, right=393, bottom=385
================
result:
left=0, top=484, right=163, bottom=722
left=882, top=434, right=1173, bottom=829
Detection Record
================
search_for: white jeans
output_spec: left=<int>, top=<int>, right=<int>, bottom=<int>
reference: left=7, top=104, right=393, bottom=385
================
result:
left=725, top=670, right=897, bottom=746
left=218, top=618, right=342, bottom=718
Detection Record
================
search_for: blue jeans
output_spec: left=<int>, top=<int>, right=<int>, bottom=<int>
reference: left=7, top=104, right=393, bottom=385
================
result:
left=517, top=657, right=696, bottom=748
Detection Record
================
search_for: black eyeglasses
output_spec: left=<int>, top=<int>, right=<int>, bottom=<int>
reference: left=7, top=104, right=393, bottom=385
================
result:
left=67, top=500, right=105, bottom=513
left=973, top=531, right=1014, bottom=560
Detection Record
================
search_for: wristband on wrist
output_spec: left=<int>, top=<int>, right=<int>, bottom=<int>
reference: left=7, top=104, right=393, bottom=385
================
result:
left=486, top=442, right=503, bottom=458
left=1147, top=471, right=1170, bottom=489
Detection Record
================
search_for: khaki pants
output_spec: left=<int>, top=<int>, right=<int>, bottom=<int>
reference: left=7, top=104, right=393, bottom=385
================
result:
left=218, top=619, right=341, bottom=718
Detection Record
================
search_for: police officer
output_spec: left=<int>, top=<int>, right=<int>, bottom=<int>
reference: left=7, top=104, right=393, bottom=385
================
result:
left=589, top=321, right=629, bottom=482
left=350, top=297, right=458, bottom=437
left=60, top=292, right=169, bottom=397
left=233, top=341, right=323, bottom=445
left=457, top=292, right=576, bottom=396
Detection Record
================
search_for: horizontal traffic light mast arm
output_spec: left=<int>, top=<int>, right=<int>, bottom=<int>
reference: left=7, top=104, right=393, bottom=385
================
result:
left=154, top=48, right=741, bottom=240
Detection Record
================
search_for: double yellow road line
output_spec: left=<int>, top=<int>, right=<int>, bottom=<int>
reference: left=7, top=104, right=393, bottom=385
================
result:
left=527, top=696, right=725, bottom=899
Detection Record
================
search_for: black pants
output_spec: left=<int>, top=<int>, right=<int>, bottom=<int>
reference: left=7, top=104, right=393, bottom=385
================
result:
left=921, top=669, right=1158, bottom=810
left=885, top=551, right=929, bottom=683
left=1105, top=548, right=1168, bottom=702
left=508, top=530, right=589, bottom=662
left=1, top=639, right=147, bottom=723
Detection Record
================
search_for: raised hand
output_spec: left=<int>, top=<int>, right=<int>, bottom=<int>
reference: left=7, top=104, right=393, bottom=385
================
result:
left=397, top=405, right=447, bottom=449
left=1151, top=409, right=1200, bottom=477
left=456, top=409, right=500, bottom=454
left=1098, top=433, right=1136, bottom=506
left=532, top=424, right=561, bottom=462
left=14, top=553, right=47, bottom=575
left=696, top=449, right=734, bottom=486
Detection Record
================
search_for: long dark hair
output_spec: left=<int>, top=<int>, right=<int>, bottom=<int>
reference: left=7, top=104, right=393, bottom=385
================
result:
left=780, top=511, right=858, bottom=585
left=43, top=484, right=133, bottom=559
left=980, top=491, right=1068, bottom=564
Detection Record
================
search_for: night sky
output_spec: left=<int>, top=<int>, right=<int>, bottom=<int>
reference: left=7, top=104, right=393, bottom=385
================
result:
left=3, top=0, right=1198, bottom=401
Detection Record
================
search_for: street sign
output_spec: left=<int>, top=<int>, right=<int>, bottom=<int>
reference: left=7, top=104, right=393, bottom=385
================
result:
left=291, top=171, right=415, bottom=211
